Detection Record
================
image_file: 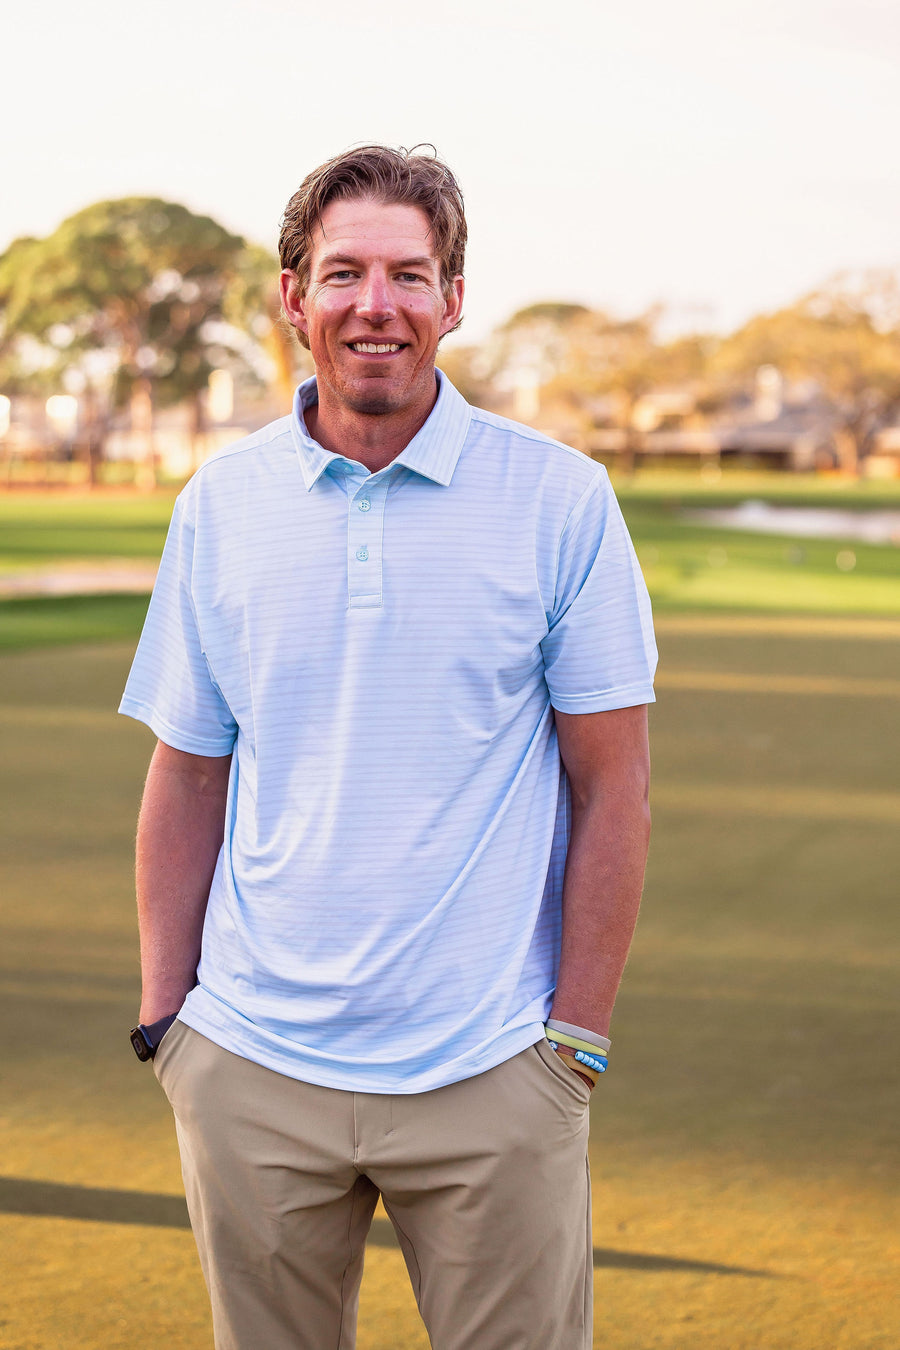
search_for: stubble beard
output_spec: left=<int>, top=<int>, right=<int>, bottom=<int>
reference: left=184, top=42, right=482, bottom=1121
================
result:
left=341, top=390, right=401, bottom=417
left=340, top=362, right=436, bottom=419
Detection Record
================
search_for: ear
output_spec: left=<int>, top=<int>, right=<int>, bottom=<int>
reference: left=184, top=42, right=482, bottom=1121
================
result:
left=439, top=275, right=465, bottom=338
left=279, top=269, right=308, bottom=337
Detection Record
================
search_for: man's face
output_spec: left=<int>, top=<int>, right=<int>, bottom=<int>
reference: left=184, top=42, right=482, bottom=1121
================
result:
left=281, top=197, right=464, bottom=420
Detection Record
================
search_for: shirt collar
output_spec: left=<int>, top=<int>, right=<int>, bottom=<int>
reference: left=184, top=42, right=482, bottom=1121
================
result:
left=290, top=369, right=471, bottom=491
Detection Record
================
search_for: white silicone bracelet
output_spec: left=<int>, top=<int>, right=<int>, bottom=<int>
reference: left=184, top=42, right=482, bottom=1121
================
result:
left=545, top=1019, right=611, bottom=1053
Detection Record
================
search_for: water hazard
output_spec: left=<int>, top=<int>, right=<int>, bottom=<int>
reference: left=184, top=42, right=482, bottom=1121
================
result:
left=686, top=500, right=900, bottom=545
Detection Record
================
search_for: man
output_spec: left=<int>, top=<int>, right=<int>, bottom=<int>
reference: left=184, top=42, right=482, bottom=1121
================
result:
left=122, top=144, right=656, bottom=1350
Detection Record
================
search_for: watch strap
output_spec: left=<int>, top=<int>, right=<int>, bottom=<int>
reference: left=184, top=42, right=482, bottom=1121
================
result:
left=129, top=1012, right=179, bottom=1061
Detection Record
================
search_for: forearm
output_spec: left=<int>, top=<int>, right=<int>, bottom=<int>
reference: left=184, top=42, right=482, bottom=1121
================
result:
left=550, top=704, right=652, bottom=1040
left=136, top=741, right=232, bottom=1023
left=549, top=792, right=651, bottom=1038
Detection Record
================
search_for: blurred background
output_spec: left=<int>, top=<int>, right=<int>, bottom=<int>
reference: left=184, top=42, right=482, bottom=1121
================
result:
left=0, top=2, right=897, bottom=1347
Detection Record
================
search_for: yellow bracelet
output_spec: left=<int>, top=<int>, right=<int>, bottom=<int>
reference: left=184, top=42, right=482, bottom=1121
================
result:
left=545, top=1028, right=609, bottom=1058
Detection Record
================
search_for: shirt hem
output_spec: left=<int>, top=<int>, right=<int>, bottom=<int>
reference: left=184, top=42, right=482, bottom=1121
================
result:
left=177, top=997, right=547, bottom=1095
left=118, top=698, right=236, bottom=756
left=549, top=683, right=656, bottom=714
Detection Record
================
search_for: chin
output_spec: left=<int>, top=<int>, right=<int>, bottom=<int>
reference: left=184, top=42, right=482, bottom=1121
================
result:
left=343, top=390, right=402, bottom=416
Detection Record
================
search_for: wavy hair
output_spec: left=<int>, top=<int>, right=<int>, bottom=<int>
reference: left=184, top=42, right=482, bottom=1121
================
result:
left=278, top=144, right=466, bottom=344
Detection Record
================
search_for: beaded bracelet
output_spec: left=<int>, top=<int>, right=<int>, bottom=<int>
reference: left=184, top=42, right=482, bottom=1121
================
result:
left=547, top=1040, right=608, bottom=1075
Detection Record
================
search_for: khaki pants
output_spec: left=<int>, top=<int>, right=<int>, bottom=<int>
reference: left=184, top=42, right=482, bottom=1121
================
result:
left=155, top=1022, right=593, bottom=1350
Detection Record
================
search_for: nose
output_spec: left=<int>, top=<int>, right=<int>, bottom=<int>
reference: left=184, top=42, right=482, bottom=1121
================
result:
left=354, top=268, right=395, bottom=324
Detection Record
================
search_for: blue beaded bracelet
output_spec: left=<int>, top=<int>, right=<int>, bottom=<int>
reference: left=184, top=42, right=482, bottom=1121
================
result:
left=548, top=1041, right=608, bottom=1074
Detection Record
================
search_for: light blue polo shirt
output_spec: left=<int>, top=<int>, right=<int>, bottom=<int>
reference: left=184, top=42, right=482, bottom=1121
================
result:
left=120, top=372, right=657, bottom=1093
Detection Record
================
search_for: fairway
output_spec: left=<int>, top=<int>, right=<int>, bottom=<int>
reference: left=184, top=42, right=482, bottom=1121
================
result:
left=1, top=613, right=898, bottom=1349
left=2, top=473, right=900, bottom=650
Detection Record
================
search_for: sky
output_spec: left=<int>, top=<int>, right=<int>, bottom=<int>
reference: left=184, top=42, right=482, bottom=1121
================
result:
left=3, top=0, right=899, bottom=345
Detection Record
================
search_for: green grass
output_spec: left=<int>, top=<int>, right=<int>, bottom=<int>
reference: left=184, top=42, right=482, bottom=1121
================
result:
left=0, top=491, right=175, bottom=564
left=0, top=621, right=898, bottom=1349
left=0, top=475, right=898, bottom=652
left=612, top=474, right=900, bottom=616
left=0, top=594, right=151, bottom=650
left=0, top=491, right=168, bottom=649
left=611, top=466, right=900, bottom=509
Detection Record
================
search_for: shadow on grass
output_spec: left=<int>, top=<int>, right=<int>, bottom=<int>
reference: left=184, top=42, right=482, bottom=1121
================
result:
left=0, top=1175, right=192, bottom=1229
left=0, top=1177, right=776, bottom=1278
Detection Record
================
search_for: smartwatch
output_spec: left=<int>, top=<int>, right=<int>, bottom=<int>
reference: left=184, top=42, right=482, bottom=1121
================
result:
left=129, top=1013, right=179, bottom=1062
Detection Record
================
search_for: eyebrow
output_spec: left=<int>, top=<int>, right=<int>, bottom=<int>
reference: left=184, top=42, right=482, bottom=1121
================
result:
left=316, top=252, right=438, bottom=271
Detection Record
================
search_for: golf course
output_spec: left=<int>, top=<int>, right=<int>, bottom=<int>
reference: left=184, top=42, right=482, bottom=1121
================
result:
left=1, top=473, right=897, bottom=1349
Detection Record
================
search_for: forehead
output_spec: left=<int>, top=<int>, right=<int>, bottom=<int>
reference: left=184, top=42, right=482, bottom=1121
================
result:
left=310, top=197, right=438, bottom=268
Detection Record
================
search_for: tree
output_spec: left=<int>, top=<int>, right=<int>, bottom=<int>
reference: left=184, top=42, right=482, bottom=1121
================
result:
left=475, top=303, right=599, bottom=437
left=223, top=242, right=311, bottom=407
left=0, top=198, right=258, bottom=485
left=478, top=301, right=715, bottom=465
left=712, top=270, right=900, bottom=473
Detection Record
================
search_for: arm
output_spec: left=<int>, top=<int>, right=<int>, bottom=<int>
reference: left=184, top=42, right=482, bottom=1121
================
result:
left=550, top=703, right=651, bottom=1041
left=136, top=739, right=232, bottom=1024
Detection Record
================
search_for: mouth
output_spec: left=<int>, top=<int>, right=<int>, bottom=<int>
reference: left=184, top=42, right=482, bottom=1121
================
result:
left=347, top=341, right=408, bottom=355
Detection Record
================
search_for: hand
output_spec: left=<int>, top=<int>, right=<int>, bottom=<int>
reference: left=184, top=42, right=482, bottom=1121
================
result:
left=553, top=1045, right=597, bottom=1091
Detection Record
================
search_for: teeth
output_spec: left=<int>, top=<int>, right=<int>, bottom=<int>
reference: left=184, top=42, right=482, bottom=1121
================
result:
left=352, top=343, right=401, bottom=353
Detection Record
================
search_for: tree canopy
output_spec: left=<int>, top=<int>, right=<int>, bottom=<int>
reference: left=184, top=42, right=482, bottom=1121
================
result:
left=713, top=271, right=900, bottom=470
left=0, top=197, right=276, bottom=480
left=4, top=200, right=899, bottom=481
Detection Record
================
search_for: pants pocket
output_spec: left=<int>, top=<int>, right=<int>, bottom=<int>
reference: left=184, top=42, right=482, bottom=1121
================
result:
left=531, top=1036, right=593, bottom=1106
left=152, top=1016, right=188, bottom=1094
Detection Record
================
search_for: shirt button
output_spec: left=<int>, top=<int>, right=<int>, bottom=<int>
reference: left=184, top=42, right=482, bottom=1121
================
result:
left=356, top=545, right=369, bottom=562
left=357, top=498, right=371, bottom=511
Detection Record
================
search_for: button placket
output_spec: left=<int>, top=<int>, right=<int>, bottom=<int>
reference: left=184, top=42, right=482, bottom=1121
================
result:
left=347, top=475, right=387, bottom=609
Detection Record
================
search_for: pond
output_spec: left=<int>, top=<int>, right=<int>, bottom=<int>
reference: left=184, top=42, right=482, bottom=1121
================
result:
left=685, top=501, right=900, bottom=545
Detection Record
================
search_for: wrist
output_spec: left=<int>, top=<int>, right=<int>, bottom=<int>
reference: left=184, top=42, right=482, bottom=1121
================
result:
left=542, top=1015, right=612, bottom=1042
left=545, top=1021, right=611, bottom=1056
left=545, top=1022, right=608, bottom=1089
left=139, top=976, right=195, bottom=1025
left=140, top=1001, right=183, bottom=1024
left=129, top=1011, right=179, bottom=1062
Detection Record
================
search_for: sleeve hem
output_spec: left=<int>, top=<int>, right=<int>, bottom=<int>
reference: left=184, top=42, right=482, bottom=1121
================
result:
left=118, top=699, right=236, bottom=756
left=549, top=685, right=656, bottom=714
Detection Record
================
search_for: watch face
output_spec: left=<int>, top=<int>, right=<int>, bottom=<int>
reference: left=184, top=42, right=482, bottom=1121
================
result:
left=130, top=1028, right=152, bottom=1061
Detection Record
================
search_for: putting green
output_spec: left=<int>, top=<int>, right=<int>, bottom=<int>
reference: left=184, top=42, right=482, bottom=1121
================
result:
left=1, top=620, right=897, bottom=1349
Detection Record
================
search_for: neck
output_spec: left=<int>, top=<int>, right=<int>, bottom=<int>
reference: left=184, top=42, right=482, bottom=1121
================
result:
left=305, top=375, right=439, bottom=474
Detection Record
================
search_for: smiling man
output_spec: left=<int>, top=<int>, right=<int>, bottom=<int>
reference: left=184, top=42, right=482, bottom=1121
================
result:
left=282, top=195, right=464, bottom=448
left=121, top=145, right=657, bottom=1350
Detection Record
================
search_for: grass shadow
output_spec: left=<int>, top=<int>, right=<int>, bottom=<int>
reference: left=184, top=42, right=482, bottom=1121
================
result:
left=0, top=1177, right=778, bottom=1278
left=0, top=1175, right=191, bottom=1229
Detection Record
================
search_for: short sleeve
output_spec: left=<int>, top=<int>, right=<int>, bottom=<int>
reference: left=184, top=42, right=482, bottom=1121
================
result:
left=541, top=474, right=657, bottom=713
left=118, top=493, right=238, bottom=754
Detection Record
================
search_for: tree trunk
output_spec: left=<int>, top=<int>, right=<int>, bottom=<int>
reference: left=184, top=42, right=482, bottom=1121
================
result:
left=267, top=322, right=301, bottom=406
left=620, top=400, right=641, bottom=477
left=833, top=427, right=859, bottom=477
left=131, top=378, right=156, bottom=490
left=83, top=386, right=103, bottom=488
left=190, top=389, right=206, bottom=472
left=87, top=432, right=103, bottom=488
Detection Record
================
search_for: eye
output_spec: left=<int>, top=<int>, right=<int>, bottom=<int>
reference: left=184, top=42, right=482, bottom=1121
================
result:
left=328, top=269, right=356, bottom=281
left=397, top=272, right=425, bottom=284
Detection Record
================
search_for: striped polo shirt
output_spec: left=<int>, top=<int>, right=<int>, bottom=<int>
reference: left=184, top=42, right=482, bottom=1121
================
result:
left=120, top=372, right=657, bottom=1093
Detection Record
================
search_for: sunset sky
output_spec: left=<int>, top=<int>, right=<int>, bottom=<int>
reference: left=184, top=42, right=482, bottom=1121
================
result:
left=3, top=0, right=898, bottom=343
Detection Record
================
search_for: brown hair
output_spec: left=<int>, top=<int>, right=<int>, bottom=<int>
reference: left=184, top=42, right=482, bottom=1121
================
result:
left=278, top=144, right=467, bottom=344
